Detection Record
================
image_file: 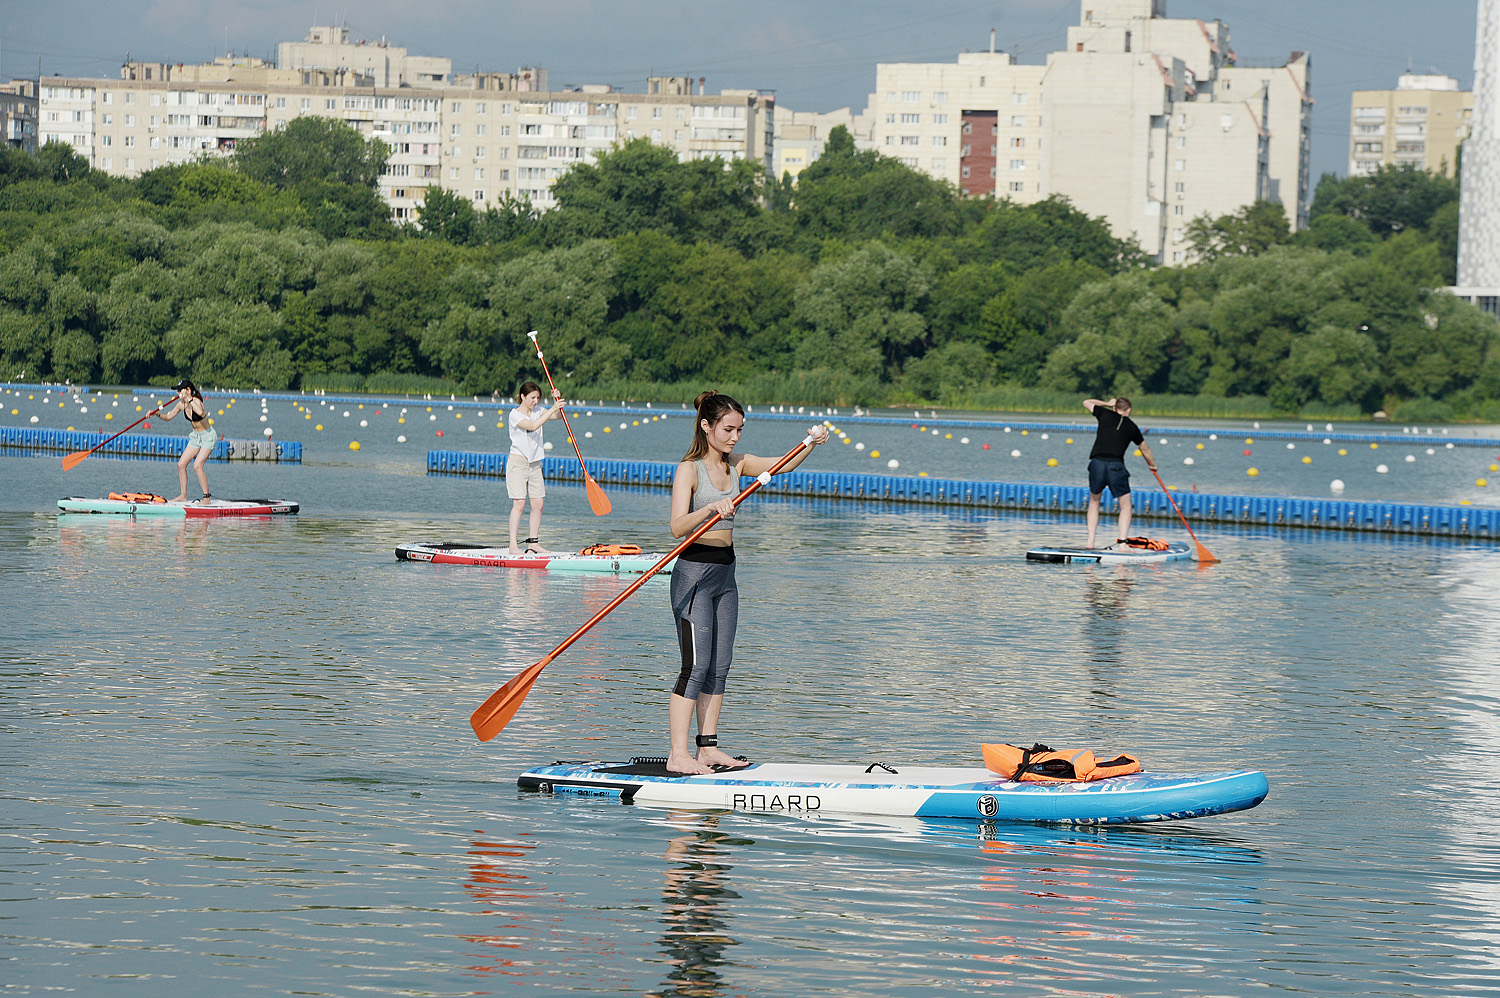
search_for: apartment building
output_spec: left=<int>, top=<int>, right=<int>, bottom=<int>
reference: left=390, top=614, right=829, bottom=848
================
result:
left=772, top=107, right=872, bottom=181
left=1, top=80, right=38, bottom=151
left=842, top=0, right=1312, bottom=261
left=1350, top=73, right=1473, bottom=178
left=27, top=26, right=772, bottom=223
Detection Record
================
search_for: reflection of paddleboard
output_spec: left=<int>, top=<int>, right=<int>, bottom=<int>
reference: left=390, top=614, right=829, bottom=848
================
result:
left=1027, top=541, right=1192, bottom=564
left=396, top=541, right=669, bottom=574
left=518, top=759, right=1268, bottom=823
left=58, top=497, right=299, bottom=517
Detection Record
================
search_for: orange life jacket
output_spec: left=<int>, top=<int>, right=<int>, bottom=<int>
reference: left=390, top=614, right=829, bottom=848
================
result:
left=108, top=492, right=167, bottom=503
left=982, top=742, right=1142, bottom=783
left=1121, top=536, right=1171, bottom=551
left=577, top=543, right=644, bottom=557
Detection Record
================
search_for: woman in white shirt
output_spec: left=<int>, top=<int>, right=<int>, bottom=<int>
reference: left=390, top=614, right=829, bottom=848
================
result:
left=508, top=380, right=564, bottom=555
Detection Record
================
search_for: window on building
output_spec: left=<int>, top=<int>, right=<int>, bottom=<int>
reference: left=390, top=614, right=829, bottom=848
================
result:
left=901, top=156, right=918, bottom=167
left=1011, top=93, right=1028, bottom=105
left=1011, top=115, right=1025, bottom=127
left=933, top=113, right=948, bottom=125
left=1174, top=182, right=1185, bottom=193
left=932, top=158, right=945, bottom=169
left=932, top=135, right=947, bottom=147
left=102, top=114, right=112, bottom=125
left=1009, top=181, right=1025, bottom=192
left=653, top=106, right=662, bottom=118
left=1173, top=251, right=1184, bottom=262
left=1012, top=137, right=1025, bottom=148
left=1173, top=228, right=1184, bottom=241
left=101, top=135, right=112, bottom=146
left=901, top=113, right=920, bottom=124
left=1173, top=204, right=1184, bottom=215
left=1174, top=159, right=1185, bottom=171
left=301, top=98, right=311, bottom=110
left=124, top=135, right=134, bottom=147
left=326, top=99, right=336, bottom=110
left=901, top=91, right=921, bottom=102
left=934, top=92, right=948, bottom=103
left=1176, top=136, right=1186, bottom=148
left=125, top=93, right=134, bottom=104
left=961, top=165, right=971, bottom=178
left=475, top=124, right=486, bottom=136
left=476, top=102, right=486, bottom=114
left=1010, top=159, right=1025, bottom=170
left=276, top=97, right=286, bottom=108
left=885, top=113, right=895, bottom=124
left=900, top=135, right=919, bottom=145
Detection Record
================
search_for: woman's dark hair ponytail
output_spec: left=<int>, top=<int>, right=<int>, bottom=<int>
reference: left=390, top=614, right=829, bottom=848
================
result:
left=684, top=390, right=744, bottom=464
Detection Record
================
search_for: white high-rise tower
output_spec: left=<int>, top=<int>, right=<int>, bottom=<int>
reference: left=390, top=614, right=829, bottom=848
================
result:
left=1455, top=0, right=1500, bottom=315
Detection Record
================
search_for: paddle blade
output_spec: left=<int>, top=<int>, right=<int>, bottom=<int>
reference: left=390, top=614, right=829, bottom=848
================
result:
left=470, top=659, right=548, bottom=741
left=584, top=474, right=612, bottom=516
left=1194, top=541, right=1219, bottom=565
left=61, top=450, right=89, bottom=471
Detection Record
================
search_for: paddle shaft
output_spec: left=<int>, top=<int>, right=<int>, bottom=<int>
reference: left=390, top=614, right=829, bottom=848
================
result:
left=525, top=331, right=592, bottom=479
left=62, top=405, right=162, bottom=470
left=532, top=433, right=812, bottom=666
left=1149, top=465, right=1217, bottom=562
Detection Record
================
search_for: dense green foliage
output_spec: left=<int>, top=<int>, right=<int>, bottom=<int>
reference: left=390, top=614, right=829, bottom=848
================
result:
left=2, top=125, right=1496, bottom=419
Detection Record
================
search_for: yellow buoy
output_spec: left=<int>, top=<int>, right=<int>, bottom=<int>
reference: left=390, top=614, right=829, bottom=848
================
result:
left=105, top=413, right=113, bottom=420
left=1479, top=479, right=1490, bottom=488
left=1370, top=443, right=1379, bottom=449
left=316, top=424, right=324, bottom=430
left=871, top=450, right=881, bottom=458
left=1245, top=437, right=1253, bottom=444
left=603, top=426, right=611, bottom=433
left=1047, top=458, right=1058, bottom=467
left=1022, top=430, right=1029, bottom=436
left=1066, top=438, right=1073, bottom=444
left=918, top=472, right=929, bottom=477
left=135, top=404, right=142, bottom=411
left=1132, top=447, right=1141, bottom=456
left=945, top=433, right=952, bottom=439
left=1490, top=463, right=1499, bottom=472
left=1338, top=448, right=1348, bottom=456
left=1196, top=443, right=1204, bottom=450
left=398, top=417, right=405, bottom=424
left=349, top=441, right=361, bottom=451
left=1302, top=456, right=1312, bottom=464
left=1247, top=467, right=1259, bottom=477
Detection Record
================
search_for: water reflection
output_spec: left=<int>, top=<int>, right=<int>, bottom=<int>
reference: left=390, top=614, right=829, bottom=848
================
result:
left=460, top=835, right=543, bottom=983
left=647, top=813, right=741, bottom=998
left=1081, top=564, right=1136, bottom=677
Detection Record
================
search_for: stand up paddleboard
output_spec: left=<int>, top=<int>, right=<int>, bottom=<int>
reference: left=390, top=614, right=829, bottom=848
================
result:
left=518, top=759, right=1268, bottom=824
left=58, top=496, right=299, bottom=517
left=396, top=541, right=670, bottom=574
left=1027, top=541, right=1192, bottom=564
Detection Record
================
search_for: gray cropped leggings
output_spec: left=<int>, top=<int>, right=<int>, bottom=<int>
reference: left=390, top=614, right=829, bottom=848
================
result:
left=669, top=554, right=739, bottom=699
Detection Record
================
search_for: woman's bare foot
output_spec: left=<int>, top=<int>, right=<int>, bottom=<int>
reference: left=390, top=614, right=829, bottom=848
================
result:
left=666, top=751, right=714, bottom=775
left=508, top=546, right=523, bottom=556
left=696, top=746, right=750, bottom=769
left=525, top=542, right=550, bottom=553
left=170, top=494, right=188, bottom=503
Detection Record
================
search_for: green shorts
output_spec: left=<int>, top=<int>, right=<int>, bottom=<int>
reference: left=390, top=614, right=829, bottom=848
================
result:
left=186, top=427, right=219, bottom=450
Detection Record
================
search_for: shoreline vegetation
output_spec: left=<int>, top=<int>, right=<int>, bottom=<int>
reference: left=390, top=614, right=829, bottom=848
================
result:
left=3, top=121, right=1497, bottom=425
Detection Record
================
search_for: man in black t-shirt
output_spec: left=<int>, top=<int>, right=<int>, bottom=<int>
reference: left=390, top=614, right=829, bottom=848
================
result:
left=1083, top=396, right=1158, bottom=548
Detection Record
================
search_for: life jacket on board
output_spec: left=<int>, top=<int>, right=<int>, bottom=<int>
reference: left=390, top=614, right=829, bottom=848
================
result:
left=577, top=544, right=644, bottom=557
left=982, top=742, right=1142, bottom=783
left=1119, top=537, right=1171, bottom=551
left=108, top=492, right=167, bottom=503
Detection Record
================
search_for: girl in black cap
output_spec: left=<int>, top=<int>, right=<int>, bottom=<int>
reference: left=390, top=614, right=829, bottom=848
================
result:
left=159, top=379, right=217, bottom=503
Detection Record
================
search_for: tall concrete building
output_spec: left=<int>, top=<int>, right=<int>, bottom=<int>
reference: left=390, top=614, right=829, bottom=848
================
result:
left=1, top=80, right=38, bottom=151
left=26, top=28, right=773, bottom=224
left=1349, top=73, right=1473, bottom=177
left=844, top=0, right=1312, bottom=262
left=1455, top=0, right=1500, bottom=317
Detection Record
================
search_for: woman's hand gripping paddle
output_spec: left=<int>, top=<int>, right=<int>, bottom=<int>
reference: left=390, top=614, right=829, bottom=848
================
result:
left=526, top=330, right=610, bottom=516
left=469, top=431, right=818, bottom=741
left=1149, top=465, right=1219, bottom=564
left=61, top=406, right=164, bottom=471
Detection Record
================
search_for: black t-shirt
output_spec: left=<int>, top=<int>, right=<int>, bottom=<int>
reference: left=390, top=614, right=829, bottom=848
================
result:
left=1089, top=406, right=1144, bottom=461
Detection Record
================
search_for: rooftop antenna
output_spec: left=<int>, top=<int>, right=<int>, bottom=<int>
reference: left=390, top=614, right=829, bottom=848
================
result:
left=990, top=27, right=996, bottom=53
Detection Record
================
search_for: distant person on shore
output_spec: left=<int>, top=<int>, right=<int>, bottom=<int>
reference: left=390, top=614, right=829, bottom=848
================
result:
left=508, top=380, right=564, bottom=555
left=1083, top=396, right=1158, bottom=548
left=158, top=379, right=216, bottom=504
left=664, top=390, right=829, bottom=775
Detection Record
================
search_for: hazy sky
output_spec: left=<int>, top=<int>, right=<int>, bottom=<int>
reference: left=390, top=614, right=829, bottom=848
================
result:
left=0, top=0, right=1484, bottom=180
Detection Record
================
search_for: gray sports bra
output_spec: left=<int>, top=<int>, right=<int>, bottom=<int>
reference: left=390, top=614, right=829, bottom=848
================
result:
left=690, top=458, right=740, bottom=528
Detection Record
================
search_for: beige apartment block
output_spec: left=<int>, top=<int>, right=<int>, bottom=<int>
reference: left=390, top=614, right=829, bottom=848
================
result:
left=30, top=28, right=773, bottom=225
left=847, top=0, right=1311, bottom=262
left=1350, top=73, right=1473, bottom=177
left=772, top=107, right=872, bottom=180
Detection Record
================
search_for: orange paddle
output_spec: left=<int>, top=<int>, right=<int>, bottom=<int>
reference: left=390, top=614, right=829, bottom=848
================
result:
left=526, top=330, right=610, bottom=516
left=1150, top=465, right=1219, bottom=564
left=62, top=406, right=163, bottom=471
left=469, top=431, right=818, bottom=741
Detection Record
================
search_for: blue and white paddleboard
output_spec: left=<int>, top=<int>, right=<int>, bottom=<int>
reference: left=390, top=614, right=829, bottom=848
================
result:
left=1027, top=541, right=1193, bottom=564
left=518, top=759, right=1268, bottom=824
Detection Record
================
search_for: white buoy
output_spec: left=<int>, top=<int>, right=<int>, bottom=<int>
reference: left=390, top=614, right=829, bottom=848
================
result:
left=1446, top=442, right=1455, bottom=449
left=887, top=458, right=899, bottom=469
left=1183, top=457, right=1195, bottom=466
left=260, top=414, right=268, bottom=422
left=1425, top=448, right=1435, bottom=455
left=1010, top=449, right=1021, bottom=458
left=262, top=427, right=273, bottom=437
left=1376, top=464, right=1389, bottom=474
left=544, top=441, right=553, bottom=450
left=359, top=419, right=368, bottom=427
left=960, top=437, right=969, bottom=444
left=584, top=431, right=593, bottom=438
left=1331, top=479, right=1345, bottom=492
left=1253, top=421, right=1260, bottom=429
left=1326, top=423, right=1334, bottom=431
left=1004, top=427, right=1012, bottom=433
left=1286, top=443, right=1295, bottom=449
left=1405, top=454, right=1415, bottom=462
left=1324, top=438, right=1332, bottom=444
left=1041, top=433, right=1049, bottom=440
left=1209, top=433, right=1218, bottom=441
left=855, top=442, right=865, bottom=450
left=467, top=425, right=476, bottom=432
left=397, top=435, right=407, bottom=443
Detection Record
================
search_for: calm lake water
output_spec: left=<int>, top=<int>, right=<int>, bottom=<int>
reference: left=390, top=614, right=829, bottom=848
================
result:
left=5, top=388, right=1500, bottom=996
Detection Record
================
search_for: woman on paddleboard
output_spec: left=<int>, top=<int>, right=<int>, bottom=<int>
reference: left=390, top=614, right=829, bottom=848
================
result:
left=508, top=380, right=565, bottom=556
left=158, top=378, right=216, bottom=504
left=665, top=391, right=829, bottom=775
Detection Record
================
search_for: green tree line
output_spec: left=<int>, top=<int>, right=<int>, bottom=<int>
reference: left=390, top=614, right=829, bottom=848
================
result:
left=1, top=119, right=1496, bottom=420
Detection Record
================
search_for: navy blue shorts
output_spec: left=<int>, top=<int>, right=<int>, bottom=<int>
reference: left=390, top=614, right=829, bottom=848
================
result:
left=1088, top=458, right=1130, bottom=497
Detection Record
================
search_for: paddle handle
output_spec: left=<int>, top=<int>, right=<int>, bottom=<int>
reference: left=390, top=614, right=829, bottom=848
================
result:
left=534, top=432, right=816, bottom=668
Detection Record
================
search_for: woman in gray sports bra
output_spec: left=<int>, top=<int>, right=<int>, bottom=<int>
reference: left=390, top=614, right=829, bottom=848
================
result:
left=664, top=390, right=829, bottom=775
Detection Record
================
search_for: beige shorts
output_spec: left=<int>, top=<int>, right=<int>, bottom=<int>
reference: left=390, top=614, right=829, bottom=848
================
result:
left=506, top=454, right=546, bottom=500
